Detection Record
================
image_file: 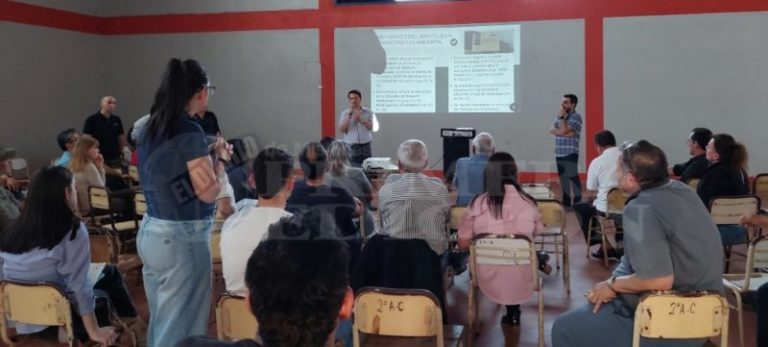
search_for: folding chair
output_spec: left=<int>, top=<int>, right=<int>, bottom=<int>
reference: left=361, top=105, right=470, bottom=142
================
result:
left=723, top=236, right=768, bottom=347
left=687, top=178, right=700, bottom=191
left=88, top=227, right=142, bottom=280
left=632, top=291, right=729, bottom=347
left=468, top=235, right=543, bottom=347
left=353, top=287, right=466, bottom=347
left=88, top=187, right=137, bottom=253
left=586, top=188, right=627, bottom=267
left=8, top=158, right=30, bottom=185
left=753, top=173, right=768, bottom=212
left=127, top=165, right=140, bottom=190
left=709, top=195, right=761, bottom=271
left=0, top=281, right=75, bottom=347
left=536, top=199, right=570, bottom=294
left=216, top=293, right=259, bottom=341
left=522, top=183, right=555, bottom=201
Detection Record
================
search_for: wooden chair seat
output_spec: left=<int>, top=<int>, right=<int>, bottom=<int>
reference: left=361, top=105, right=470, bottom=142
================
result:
left=538, top=226, right=563, bottom=236
left=112, top=220, right=138, bottom=232
left=358, top=325, right=466, bottom=347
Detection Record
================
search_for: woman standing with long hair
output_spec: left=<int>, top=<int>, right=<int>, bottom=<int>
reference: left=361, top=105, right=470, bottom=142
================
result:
left=457, top=152, right=544, bottom=327
left=137, top=58, right=231, bottom=346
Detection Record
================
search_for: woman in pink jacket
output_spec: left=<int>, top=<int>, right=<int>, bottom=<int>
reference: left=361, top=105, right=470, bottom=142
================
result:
left=458, top=152, right=543, bottom=326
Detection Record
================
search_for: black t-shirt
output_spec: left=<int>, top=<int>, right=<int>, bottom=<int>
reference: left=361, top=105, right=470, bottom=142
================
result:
left=83, top=112, right=124, bottom=161
left=285, top=181, right=358, bottom=237
left=196, top=111, right=221, bottom=136
left=672, top=154, right=709, bottom=183
left=175, top=336, right=262, bottom=347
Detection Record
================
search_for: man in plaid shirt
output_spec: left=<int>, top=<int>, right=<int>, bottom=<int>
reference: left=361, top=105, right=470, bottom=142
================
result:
left=549, top=94, right=583, bottom=207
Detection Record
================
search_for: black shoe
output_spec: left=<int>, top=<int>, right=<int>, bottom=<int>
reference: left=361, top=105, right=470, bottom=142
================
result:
left=501, top=312, right=521, bottom=326
left=592, top=248, right=623, bottom=259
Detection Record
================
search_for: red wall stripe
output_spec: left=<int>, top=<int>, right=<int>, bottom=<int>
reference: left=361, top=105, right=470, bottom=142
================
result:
left=584, top=17, right=604, bottom=165
left=0, top=0, right=105, bottom=34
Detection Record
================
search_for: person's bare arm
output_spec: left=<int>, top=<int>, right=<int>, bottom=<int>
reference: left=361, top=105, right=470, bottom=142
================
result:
left=339, top=112, right=352, bottom=133
left=588, top=274, right=674, bottom=313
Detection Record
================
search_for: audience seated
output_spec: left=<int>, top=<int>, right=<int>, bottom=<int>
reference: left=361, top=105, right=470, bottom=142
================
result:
left=453, top=132, right=494, bottom=206
left=552, top=140, right=723, bottom=347
left=226, top=138, right=256, bottom=202
left=0, top=166, right=145, bottom=345
left=457, top=152, right=543, bottom=327
left=177, top=209, right=354, bottom=347
left=379, top=139, right=450, bottom=256
left=69, top=135, right=133, bottom=218
left=573, top=130, right=622, bottom=258
left=221, top=148, right=294, bottom=295
left=325, top=140, right=375, bottom=235
left=698, top=133, right=750, bottom=245
left=668, top=127, right=712, bottom=183
left=286, top=142, right=362, bottom=266
left=55, top=128, right=80, bottom=167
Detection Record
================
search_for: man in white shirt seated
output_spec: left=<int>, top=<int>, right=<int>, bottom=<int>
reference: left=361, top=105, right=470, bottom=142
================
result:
left=573, top=130, right=622, bottom=258
left=221, top=148, right=295, bottom=295
left=379, top=139, right=450, bottom=256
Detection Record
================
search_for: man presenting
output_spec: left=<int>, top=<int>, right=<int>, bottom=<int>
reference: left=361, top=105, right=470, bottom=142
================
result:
left=338, top=89, right=378, bottom=167
left=549, top=94, right=583, bottom=207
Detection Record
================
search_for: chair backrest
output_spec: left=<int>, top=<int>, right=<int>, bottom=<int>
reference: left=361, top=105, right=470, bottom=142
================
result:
left=134, top=193, right=147, bottom=216
left=537, top=199, right=565, bottom=228
left=522, top=184, right=554, bottom=200
left=687, top=178, right=700, bottom=191
left=741, top=236, right=768, bottom=289
left=89, top=186, right=111, bottom=210
left=8, top=158, right=29, bottom=179
left=88, top=228, right=118, bottom=264
left=128, top=165, right=140, bottom=184
left=211, top=230, right=222, bottom=264
left=753, top=173, right=768, bottom=196
left=708, top=195, right=760, bottom=225
left=606, top=188, right=628, bottom=215
left=353, top=287, right=443, bottom=343
left=0, top=281, right=75, bottom=347
left=469, top=235, right=538, bottom=289
left=216, top=294, right=259, bottom=341
left=449, top=206, right=467, bottom=230
left=632, top=291, right=728, bottom=347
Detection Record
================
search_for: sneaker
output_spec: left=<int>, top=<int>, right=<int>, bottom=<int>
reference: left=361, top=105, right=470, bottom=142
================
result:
left=592, top=248, right=624, bottom=259
left=500, top=312, right=521, bottom=326
left=539, top=263, right=553, bottom=275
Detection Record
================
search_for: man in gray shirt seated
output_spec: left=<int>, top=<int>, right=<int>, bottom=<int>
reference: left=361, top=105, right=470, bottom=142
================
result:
left=552, top=140, right=723, bottom=347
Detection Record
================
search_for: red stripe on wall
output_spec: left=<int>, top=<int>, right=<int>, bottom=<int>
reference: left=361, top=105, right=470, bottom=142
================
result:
left=0, top=0, right=104, bottom=34
left=584, top=17, right=604, bottom=165
left=104, top=10, right=322, bottom=35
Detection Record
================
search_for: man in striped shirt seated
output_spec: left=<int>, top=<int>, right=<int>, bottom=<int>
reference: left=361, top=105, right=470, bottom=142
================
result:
left=378, top=139, right=450, bottom=256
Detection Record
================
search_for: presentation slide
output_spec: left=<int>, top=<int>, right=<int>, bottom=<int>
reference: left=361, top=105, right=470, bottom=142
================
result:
left=371, top=24, right=521, bottom=114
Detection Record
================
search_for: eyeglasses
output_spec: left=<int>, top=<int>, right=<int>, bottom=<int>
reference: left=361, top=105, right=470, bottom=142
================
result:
left=206, top=85, right=216, bottom=96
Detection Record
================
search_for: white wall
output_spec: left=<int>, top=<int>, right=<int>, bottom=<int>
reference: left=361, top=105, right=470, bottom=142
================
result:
left=605, top=12, right=768, bottom=174
left=0, top=22, right=104, bottom=169
left=103, top=30, right=322, bottom=158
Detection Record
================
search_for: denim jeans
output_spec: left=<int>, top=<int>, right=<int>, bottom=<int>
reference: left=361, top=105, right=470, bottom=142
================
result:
left=556, top=153, right=582, bottom=206
left=138, top=216, right=213, bottom=347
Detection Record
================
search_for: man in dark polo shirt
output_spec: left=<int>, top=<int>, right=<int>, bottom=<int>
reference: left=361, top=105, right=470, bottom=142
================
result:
left=197, top=110, right=221, bottom=136
left=668, top=127, right=711, bottom=184
left=83, top=95, right=127, bottom=190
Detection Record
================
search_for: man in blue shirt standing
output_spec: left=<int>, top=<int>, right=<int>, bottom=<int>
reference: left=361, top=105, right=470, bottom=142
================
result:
left=549, top=94, right=583, bottom=207
left=453, top=132, right=494, bottom=205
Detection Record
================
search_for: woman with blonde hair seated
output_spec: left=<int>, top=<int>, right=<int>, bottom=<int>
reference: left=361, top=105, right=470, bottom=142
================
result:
left=69, top=135, right=132, bottom=218
left=458, top=152, right=543, bottom=326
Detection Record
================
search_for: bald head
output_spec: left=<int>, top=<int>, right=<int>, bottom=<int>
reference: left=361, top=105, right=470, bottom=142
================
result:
left=100, top=96, right=116, bottom=116
left=397, top=139, right=428, bottom=173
